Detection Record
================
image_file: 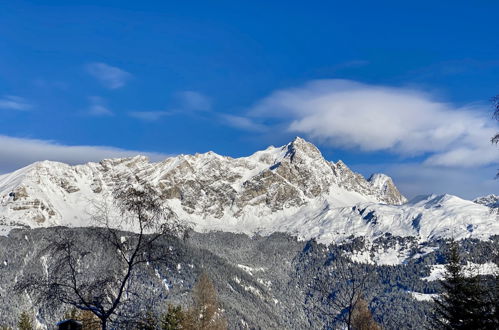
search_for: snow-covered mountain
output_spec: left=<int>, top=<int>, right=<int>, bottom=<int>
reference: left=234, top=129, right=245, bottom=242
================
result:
left=0, top=137, right=497, bottom=244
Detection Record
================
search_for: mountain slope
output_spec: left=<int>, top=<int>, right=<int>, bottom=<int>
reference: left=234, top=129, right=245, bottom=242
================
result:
left=1, top=227, right=497, bottom=329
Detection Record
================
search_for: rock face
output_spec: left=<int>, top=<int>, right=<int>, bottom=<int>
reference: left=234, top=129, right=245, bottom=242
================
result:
left=474, top=194, right=499, bottom=208
left=0, top=137, right=405, bottom=228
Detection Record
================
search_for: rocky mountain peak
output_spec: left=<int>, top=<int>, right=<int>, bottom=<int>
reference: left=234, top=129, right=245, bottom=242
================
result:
left=368, top=174, right=406, bottom=205
left=283, top=137, right=323, bottom=162
left=473, top=194, right=499, bottom=208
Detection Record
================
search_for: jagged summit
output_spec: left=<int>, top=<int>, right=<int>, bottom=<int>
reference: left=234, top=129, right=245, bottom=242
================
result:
left=368, top=173, right=405, bottom=205
left=473, top=194, right=499, bottom=208
left=0, top=138, right=496, bottom=244
left=283, top=136, right=323, bottom=160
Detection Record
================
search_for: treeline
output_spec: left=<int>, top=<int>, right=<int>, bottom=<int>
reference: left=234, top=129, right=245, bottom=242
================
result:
left=3, top=273, right=227, bottom=330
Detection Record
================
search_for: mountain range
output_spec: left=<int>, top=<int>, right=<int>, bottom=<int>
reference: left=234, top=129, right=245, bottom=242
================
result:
left=0, top=137, right=497, bottom=248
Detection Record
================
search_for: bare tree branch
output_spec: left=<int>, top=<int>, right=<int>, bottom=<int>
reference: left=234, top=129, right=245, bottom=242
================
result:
left=310, top=252, right=378, bottom=330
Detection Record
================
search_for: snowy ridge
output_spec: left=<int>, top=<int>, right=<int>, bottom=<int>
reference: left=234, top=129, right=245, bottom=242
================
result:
left=0, top=137, right=497, bottom=245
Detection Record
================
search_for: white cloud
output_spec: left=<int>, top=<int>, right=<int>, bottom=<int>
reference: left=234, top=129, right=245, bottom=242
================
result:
left=86, top=62, right=132, bottom=89
left=176, top=91, right=211, bottom=111
left=89, top=104, right=113, bottom=116
left=0, top=95, right=32, bottom=111
left=249, top=79, right=499, bottom=168
left=88, top=96, right=113, bottom=116
left=0, top=135, right=170, bottom=173
left=128, top=111, right=172, bottom=121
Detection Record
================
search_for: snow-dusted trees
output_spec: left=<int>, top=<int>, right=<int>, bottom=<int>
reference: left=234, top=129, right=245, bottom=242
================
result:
left=327, top=258, right=377, bottom=330
left=311, top=250, right=379, bottom=330
left=432, top=240, right=497, bottom=329
left=16, top=176, right=185, bottom=330
left=135, top=273, right=227, bottom=330
left=134, top=303, right=188, bottom=330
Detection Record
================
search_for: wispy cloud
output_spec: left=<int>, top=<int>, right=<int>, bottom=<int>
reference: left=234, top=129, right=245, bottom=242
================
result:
left=86, top=62, right=132, bottom=89
left=248, top=79, right=498, bottom=168
left=176, top=91, right=211, bottom=111
left=89, top=104, right=113, bottom=116
left=220, top=114, right=267, bottom=132
left=128, top=90, right=210, bottom=122
left=0, top=135, right=170, bottom=173
left=128, top=111, right=172, bottom=121
left=0, top=95, right=32, bottom=111
left=88, top=96, right=113, bottom=116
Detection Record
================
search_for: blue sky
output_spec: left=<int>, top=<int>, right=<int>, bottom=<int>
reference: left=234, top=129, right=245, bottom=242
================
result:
left=1, top=0, right=498, bottom=199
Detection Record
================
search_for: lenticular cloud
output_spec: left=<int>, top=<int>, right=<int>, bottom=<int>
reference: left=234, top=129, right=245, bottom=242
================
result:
left=249, top=79, right=498, bottom=167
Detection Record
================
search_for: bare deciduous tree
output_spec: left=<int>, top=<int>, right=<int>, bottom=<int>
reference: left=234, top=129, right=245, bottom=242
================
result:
left=183, top=272, right=227, bottom=330
left=16, top=176, right=186, bottom=330
left=350, top=297, right=381, bottom=330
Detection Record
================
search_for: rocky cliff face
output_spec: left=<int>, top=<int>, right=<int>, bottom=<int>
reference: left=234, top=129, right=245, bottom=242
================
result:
left=0, top=137, right=405, bottom=229
left=474, top=194, right=499, bottom=208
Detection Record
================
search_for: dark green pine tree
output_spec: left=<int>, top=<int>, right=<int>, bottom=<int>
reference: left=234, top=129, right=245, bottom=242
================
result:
left=160, top=304, right=185, bottom=330
left=487, top=274, right=499, bottom=328
left=483, top=246, right=499, bottom=328
left=432, top=240, right=492, bottom=329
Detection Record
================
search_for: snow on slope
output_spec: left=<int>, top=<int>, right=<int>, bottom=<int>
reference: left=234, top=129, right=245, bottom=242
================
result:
left=422, top=262, right=499, bottom=281
left=0, top=138, right=497, bottom=246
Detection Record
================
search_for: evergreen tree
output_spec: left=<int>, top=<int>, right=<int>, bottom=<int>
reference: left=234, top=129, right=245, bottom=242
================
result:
left=17, top=311, right=34, bottom=330
left=432, top=240, right=491, bottom=329
left=160, top=304, right=185, bottom=330
left=481, top=247, right=499, bottom=328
